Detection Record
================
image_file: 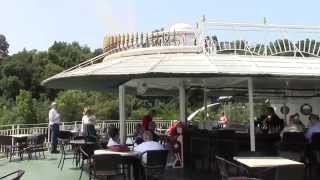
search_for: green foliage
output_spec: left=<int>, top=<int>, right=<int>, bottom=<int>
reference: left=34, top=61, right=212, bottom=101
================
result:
left=0, top=76, right=24, bottom=99
left=0, top=34, right=9, bottom=58
left=16, top=90, right=36, bottom=124
left=56, top=90, right=89, bottom=122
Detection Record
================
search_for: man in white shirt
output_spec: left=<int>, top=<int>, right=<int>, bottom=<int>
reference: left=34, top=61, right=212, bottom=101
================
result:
left=134, top=131, right=164, bottom=163
left=49, top=102, right=60, bottom=153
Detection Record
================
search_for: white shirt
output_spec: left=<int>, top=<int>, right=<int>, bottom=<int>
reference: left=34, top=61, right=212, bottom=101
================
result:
left=82, top=115, right=96, bottom=125
left=107, top=138, right=120, bottom=147
left=134, top=141, right=164, bottom=163
left=48, top=108, right=60, bottom=125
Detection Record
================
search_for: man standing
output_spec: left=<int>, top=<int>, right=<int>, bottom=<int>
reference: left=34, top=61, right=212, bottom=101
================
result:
left=49, top=102, right=60, bottom=153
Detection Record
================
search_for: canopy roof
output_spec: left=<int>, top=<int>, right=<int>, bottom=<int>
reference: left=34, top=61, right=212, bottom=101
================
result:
left=42, top=46, right=320, bottom=96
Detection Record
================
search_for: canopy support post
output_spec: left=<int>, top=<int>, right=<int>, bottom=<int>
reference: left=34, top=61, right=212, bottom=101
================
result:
left=204, top=88, right=208, bottom=121
left=179, top=85, right=186, bottom=123
left=248, top=77, right=255, bottom=152
left=119, top=85, right=126, bottom=145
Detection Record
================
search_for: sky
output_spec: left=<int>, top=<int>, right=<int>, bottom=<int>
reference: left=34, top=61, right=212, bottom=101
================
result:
left=1, top=0, right=320, bottom=54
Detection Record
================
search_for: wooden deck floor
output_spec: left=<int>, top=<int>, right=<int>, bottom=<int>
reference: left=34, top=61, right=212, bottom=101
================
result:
left=0, top=153, right=216, bottom=180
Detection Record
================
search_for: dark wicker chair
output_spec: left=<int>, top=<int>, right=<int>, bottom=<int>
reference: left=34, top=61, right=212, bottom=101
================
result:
left=12, top=136, right=29, bottom=160
left=140, top=150, right=168, bottom=180
left=57, top=131, right=74, bottom=170
left=0, top=169, right=25, bottom=180
left=279, top=132, right=307, bottom=162
left=26, top=134, right=47, bottom=159
left=0, top=135, right=13, bottom=160
left=215, top=156, right=249, bottom=180
left=93, top=154, right=125, bottom=180
left=79, top=144, right=98, bottom=180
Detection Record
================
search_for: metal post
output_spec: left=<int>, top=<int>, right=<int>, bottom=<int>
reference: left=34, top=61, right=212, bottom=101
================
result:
left=179, top=85, right=186, bottom=123
left=248, top=78, right=256, bottom=152
left=119, top=85, right=126, bottom=144
left=17, top=125, right=20, bottom=135
left=203, top=88, right=208, bottom=121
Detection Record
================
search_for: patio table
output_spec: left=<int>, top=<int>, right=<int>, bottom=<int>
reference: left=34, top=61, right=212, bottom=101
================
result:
left=233, top=156, right=303, bottom=168
left=94, top=149, right=139, bottom=156
left=233, top=156, right=304, bottom=180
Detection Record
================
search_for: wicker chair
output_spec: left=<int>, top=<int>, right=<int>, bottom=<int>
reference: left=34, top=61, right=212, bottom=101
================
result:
left=26, top=134, right=47, bottom=159
left=279, top=132, right=306, bottom=162
left=0, top=169, right=25, bottom=180
left=0, top=135, right=13, bottom=160
left=57, top=131, right=74, bottom=170
left=140, top=150, right=168, bottom=180
left=93, top=154, right=125, bottom=180
left=215, top=156, right=249, bottom=180
left=79, top=144, right=98, bottom=180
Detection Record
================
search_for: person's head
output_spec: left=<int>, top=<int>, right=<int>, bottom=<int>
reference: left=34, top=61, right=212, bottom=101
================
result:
left=148, top=121, right=156, bottom=131
left=293, top=113, right=300, bottom=120
left=108, top=126, right=119, bottom=139
left=221, top=112, right=225, bottom=116
left=143, top=131, right=153, bottom=142
left=309, top=114, right=320, bottom=126
left=84, top=108, right=94, bottom=116
left=50, top=102, right=57, bottom=109
left=289, top=114, right=299, bottom=125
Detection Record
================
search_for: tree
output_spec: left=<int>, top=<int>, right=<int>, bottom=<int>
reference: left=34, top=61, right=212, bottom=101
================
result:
left=16, top=90, right=36, bottom=124
left=0, top=34, right=9, bottom=59
left=0, top=76, right=24, bottom=99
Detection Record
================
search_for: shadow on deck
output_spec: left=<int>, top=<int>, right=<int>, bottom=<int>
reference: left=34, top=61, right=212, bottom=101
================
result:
left=0, top=153, right=215, bottom=180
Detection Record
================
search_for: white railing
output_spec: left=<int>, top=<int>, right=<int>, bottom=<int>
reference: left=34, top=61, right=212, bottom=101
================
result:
left=0, top=120, right=173, bottom=154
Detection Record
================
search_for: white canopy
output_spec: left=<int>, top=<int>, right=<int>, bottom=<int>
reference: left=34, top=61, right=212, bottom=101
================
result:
left=42, top=46, right=320, bottom=94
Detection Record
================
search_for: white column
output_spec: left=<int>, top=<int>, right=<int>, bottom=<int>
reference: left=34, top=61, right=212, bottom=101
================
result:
left=119, top=85, right=126, bottom=144
left=248, top=78, right=256, bottom=152
left=179, top=86, right=186, bottom=123
left=203, top=88, right=208, bottom=121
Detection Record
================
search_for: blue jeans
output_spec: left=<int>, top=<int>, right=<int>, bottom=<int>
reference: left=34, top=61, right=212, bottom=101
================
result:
left=50, top=124, right=60, bottom=146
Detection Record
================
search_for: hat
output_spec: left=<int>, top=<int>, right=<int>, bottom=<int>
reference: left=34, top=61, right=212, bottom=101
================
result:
left=51, top=102, right=57, bottom=107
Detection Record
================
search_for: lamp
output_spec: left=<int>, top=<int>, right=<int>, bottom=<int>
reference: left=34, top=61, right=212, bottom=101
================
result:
left=137, top=82, right=148, bottom=95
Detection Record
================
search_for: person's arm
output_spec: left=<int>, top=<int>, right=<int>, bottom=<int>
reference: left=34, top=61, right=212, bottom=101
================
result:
left=48, top=109, right=54, bottom=124
left=305, top=128, right=313, bottom=142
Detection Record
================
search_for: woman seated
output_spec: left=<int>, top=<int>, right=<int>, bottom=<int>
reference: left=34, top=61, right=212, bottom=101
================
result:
left=148, top=121, right=160, bottom=142
left=280, top=114, right=305, bottom=138
left=107, top=126, right=120, bottom=147
left=133, top=123, right=144, bottom=145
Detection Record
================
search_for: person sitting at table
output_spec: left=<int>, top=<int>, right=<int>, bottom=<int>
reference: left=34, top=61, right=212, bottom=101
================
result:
left=107, top=126, right=120, bottom=147
left=81, top=107, right=97, bottom=137
left=167, top=120, right=182, bottom=137
left=218, top=112, right=229, bottom=128
left=142, top=110, right=156, bottom=130
left=134, top=131, right=164, bottom=163
left=305, top=114, right=320, bottom=142
left=133, top=123, right=144, bottom=145
left=292, top=113, right=305, bottom=129
left=256, top=107, right=284, bottom=134
left=148, top=121, right=160, bottom=142
left=280, top=114, right=305, bottom=138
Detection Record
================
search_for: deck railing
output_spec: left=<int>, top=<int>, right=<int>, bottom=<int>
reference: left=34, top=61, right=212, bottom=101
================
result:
left=0, top=120, right=173, bottom=154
